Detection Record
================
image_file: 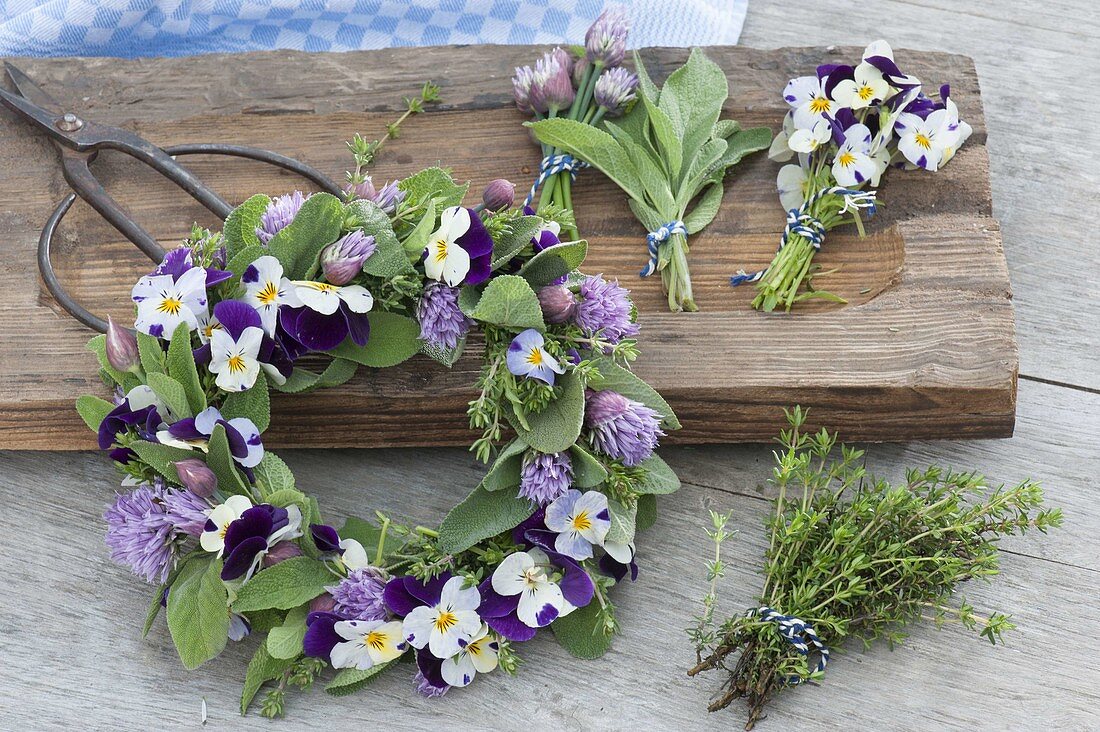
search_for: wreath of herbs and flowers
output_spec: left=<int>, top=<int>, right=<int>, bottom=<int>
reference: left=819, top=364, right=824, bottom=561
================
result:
left=78, top=131, right=682, bottom=715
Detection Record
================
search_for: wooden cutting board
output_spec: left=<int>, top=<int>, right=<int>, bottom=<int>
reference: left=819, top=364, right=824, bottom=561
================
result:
left=0, top=45, right=1016, bottom=449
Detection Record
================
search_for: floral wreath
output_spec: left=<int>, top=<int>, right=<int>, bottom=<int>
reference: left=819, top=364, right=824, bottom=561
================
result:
left=80, top=156, right=681, bottom=714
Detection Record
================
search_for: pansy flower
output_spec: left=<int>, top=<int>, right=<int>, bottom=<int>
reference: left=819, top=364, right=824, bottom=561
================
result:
left=439, top=623, right=499, bottom=688
left=310, top=524, right=371, bottom=571
left=423, top=206, right=493, bottom=287
left=787, top=119, right=832, bottom=155
left=599, top=540, right=639, bottom=584
left=207, top=300, right=291, bottom=390
left=861, top=39, right=921, bottom=90
left=392, top=575, right=483, bottom=660
left=831, top=57, right=891, bottom=110
left=152, top=246, right=232, bottom=288
left=97, top=385, right=171, bottom=462
left=157, top=406, right=264, bottom=469
left=483, top=547, right=593, bottom=633
left=200, top=496, right=302, bottom=580
left=895, top=92, right=969, bottom=172
left=303, top=611, right=407, bottom=670
left=131, top=265, right=208, bottom=339
left=278, top=280, right=374, bottom=353
left=543, top=489, right=612, bottom=561
left=784, top=72, right=844, bottom=130
left=506, top=329, right=565, bottom=385
left=830, top=123, right=877, bottom=186
left=241, top=255, right=293, bottom=336
left=522, top=205, right=562, bottom=252
left=776, top=164, right=809, bottom=212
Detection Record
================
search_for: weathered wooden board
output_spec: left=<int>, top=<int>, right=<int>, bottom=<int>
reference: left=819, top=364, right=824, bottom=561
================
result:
left=0, top=45, right=1016, bottom=449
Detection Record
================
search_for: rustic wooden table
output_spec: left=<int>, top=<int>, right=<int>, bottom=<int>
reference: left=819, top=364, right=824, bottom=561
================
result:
left=1, top=1, right=1097, bottom=729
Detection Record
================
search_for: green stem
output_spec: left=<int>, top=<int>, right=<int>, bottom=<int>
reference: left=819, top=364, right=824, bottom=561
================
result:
left=374, top=516, right=391, bottom=566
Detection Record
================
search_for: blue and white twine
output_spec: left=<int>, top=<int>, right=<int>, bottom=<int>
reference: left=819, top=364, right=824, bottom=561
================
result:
left=729, top=186, right=878, bottom=287
left=753, top=606, right=829, bottom=685
left=639, top=220, right=688, bottom=277
left=523, top=154, right=588, bottom=208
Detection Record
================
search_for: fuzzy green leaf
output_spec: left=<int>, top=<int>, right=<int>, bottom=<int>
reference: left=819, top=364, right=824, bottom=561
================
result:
left=402, top=198, right=438, bottom=258
left=588, top=358, right=681, bottom=430
left=166, top=555, right=229, bottom=670
left=659, top=48, right=729, bottom=185
left=634, top=454, right=681, bottom=495
left=254, top=451, right=296, bottom=496
left=527, top=118, right=644, bottom=201
left=130, top=441, right=194, bottom=482
left=271, top=367, right=321, bottom=394
left=267, top=605, right=308, bottom=660
left=632, top=50, right=660, bottom=106
left=683, top=182, right=724, bottom=235
left=232, top=557, right=331, bottom=612
left=241, top=643, right=295, bottom=714
left=76, top=395, right=115, bottom=432
left=137, top=331, right=166, bottom=375
left=223, top=194, right=270, bottom=261
left=420, top=336, right=466, bottom=368
left=147, top=372, right=192, bottom=420
left=317, top=357, right=360, bottom=388
left=398, top=167, right=469, bottom=209
left=605, top=498, right=637, bottom=545
left=490, top=215, right=546, bottom=270
left=438, top=484, right=536, bottom=554
left=207, top=423, right=249, bottom=496
left=636, top=494, right=658, bottom=531
left=568, top=444, right=608, bottom=489
left=517, top=240, right=589, bottom=289
left=331, top=312, right=422, bottom=368
left=481, top=438, right=528, bottom=492
left=225, top=244, right=266, bottom=287
left=468, top=274, right=545, bottom=331
left=351, top=200, right=416, bottom=278
left=268, top=193, right=345, bottom=279
left=166, top=323, right=206, bottom=414
left=221, top=372, right=271, bottom=432
left=677, top=137, right=728, bottom=208
left=512, top=370, right=584, bottom=453
left=325, top=661, right=396, bottom=697
left=551, top=600, right=613, bottom=659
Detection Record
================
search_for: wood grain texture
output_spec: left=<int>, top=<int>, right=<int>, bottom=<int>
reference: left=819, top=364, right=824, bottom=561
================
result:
left=0, top=44, right=1017, bottom=449
left=0, top=379, right=1094, bottom=731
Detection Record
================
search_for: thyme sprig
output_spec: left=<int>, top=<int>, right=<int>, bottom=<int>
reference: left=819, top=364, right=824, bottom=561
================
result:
left=689, top=407, right=1061, bottom=729
left=346, top=80, right=441, bottom=186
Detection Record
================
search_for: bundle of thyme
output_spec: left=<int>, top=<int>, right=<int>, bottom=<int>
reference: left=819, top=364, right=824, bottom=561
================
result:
left=689, top=408, right=1061, bottom=729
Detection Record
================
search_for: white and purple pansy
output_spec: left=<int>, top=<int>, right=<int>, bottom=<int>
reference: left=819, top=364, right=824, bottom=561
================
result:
left=784, top=71, right=844, bottom=130
left=483, top=547, right=594, bottom=633
left=97, top=385, right=172, bottom=463
left=543, top=489, right=612, bottom=561
left=830, top=123, right=877, bottom=186
left=423, top=206, right=494, bottom=287
left=157, top=406, right=264, bottom=469
left=278, top=280, right=373, bottom=353
left=861, top=39, right=921, bottom=90
left=506, top=328, right=565, bottom=385
left=398, top=575, right=483, bottom=660
left=522, top=205, right=562, bottom=252
left=599, top=540, right=639, bottom=583
left=303, top=612, right=407, bottom=670
left=240, top=255, right=293, bottom=336
left=895, top=87, right=971, bottom=171
left=439, top=623, right=499, bottom=688
left=199, top=496, right=302, bottom=580
left=132, top=265, right=208, bottom=339
left=787, top=118, right=832, bottom=155
left=310, top=524, right=372, bottom=571
left=830, top=55, right=891, bottom=110
left=205, top=300, right=292, bottom=390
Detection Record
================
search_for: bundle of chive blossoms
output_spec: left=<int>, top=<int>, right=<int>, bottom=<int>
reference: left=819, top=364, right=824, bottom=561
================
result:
left=732, top=40, right=973, bottom=311
left=511, top=5, right=637, bottom=237
left=85, top=155, right=682, bottom=716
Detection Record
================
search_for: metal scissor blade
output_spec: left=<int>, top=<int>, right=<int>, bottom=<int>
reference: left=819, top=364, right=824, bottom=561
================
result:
left=4, top=62, right=64, bottom=114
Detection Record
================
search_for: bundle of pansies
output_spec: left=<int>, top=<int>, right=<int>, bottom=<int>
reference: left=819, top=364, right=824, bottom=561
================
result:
left=79, top=158, right=681, bottom=715
left=732, top=40, right=974, bottom=311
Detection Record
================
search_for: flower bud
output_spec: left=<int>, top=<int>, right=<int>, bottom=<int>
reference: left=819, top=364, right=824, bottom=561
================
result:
left=482, top=179, right=516, bottom=211
left=105, top=316, right=140, bottom=372
left=537, top=284, right=578, bottom=324
left=310, top=524, right=342, bottom=554
left=262, top=541, right=303, bottom=568
left=322, top=230, right=376, bottom=286
left=593, top=67, right=638, bottom=116
left=310, top=592, right=337, bottom=613
left=585, top=5, right=630, bottom=67
left=512, top=65, right=536, bottom=114
left=173, top=458, right=217, bottom=498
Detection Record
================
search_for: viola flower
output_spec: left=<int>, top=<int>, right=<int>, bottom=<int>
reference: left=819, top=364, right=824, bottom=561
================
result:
left=241, top=255, right=293, bottom=336
left=599, top=540, right=639, bottom=583
left=414, top=668, right=450, bottom=698
left=584, top=388, right=664, bottom=466
left=518, top=450, right=573, bottom=505
left=585, top=5, right=630, bottom=67
left=131, top=264, right=208, bottom=339
left=543, top=489, right=611, bottom=561
left=98, top=385, right=169, bottom=459
left=198, top=494, right=253, bottom=554
left=157, top=406, right=265, bottom=469
left=522, top=205, right=561, bottom=252
left=862, top=39, right=921, bottom=90
left=488, top=549, right=571, bottom=629
left=417, top=282, right=473, bottom=351
left=195, top=310, right=223, bottom=345
left=831, top=123, right=876, bottom=186
left=787, top=119, right=832, bottom=155
left=302, top=612, right=406, bottom=670
left=229, top=611, right=252, bottom=641
left=784, top=73, right=843, bottom=130
left=831, top=58, right=890, bottom=110
left=104, top=481, right=179, bottom=583
left=506, top=329, right=565, bottom=385
left=440, top=624, right=499, bottom=688
left=574, top=275, right=639, bottom=344
left=777, top=163, right=809, bottom=211
left=256, top=191, right=307, bottom=245
left=201, top=497, right=303, bottom=580
left=279, top=279, right=374, bottom=353
left=400, top=575, right=482, bottom=660
left=209, top=319, right=262, bottom=393
left=423, top=206, right=494, bottom=287
left=895, top=91, right=970, bottom=171
left=151, top=246, right=233, bottom=288
left=347, top=176, right=405, bottom=214
left=593, top=67, right=638, bottom=116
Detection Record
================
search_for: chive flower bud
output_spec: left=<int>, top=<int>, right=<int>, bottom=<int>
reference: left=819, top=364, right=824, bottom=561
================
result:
left=321, top=230, right=376, bottom=286
left=584, top=5, right=630, bottom=68
left=593, top=67, right=638, bottom=116
left=537, top=284, right=578, bottom=324
left=482, top=179, right=516, bottom=211
left=105, top=316, right=140, bottom=373
left=173, top=458, right=217, bottom=498
left=512, top=65, right=536, bottom=114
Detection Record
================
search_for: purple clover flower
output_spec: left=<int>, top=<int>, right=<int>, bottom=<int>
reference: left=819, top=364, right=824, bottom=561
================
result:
left=594, top=67, right=638, bottom=116
left=329, top=567, right=389, bottom=621
left=256, top=192, right=307, bottom=245
left=104, top=482, right=183, bottom=583
left=584, top=388, right=664, bottom=466
left=416, top=282, right=473, bottom=351
left=518, top=451, right=573, bottom=505
left=574, top=275, right=639, bottom=344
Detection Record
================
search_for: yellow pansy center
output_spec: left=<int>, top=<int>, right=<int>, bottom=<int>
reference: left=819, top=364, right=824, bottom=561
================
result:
left=435, top=610, right=458, bottom=633
left=522, top=566, right=547, bottom=588
left=203, top=322, right=222, bottom=339
left=837, top=151, right=857, bottom=168
left=433, top=239, right=450, bottom=263
left=227, top=355, right=247, bottom=374
left=467, top=637, right=487, bottom=656
left=364, top=630, right=389, bottom=652
left=526, top=347, right=544, bottom=366
left=571, top=510, right=592, bottom=532
left=809, top=96, right=832, bottom=114
left=157, top=296, right=182, bottom=315
left=914, top=133, right=933, bottom=150
left=857, top=85, right=874, bottom=101
left=256, top=281, right=279, bottom=306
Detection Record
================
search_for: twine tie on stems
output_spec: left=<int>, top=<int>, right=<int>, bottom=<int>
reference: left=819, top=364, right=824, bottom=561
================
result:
left=753, top=606, right=829, bottom=685
left=523, top=153, right=588, bottom=208
left=729, top=186, right=877, bottom=287
left=639, top=220, right=687, bottom=277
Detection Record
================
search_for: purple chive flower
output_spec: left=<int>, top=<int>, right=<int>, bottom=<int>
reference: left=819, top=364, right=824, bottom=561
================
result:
left=519, top=450, right=574, bottom=505
left=593, top=67, right=638, bottom=116
left=416, top=282, right=473, bottom=351
left=322, top=230, right=376, bottom=286
left=585, top=5, right=630, bottom=67
left=536, top=284, right=578, bottom=324
left=481, top=178, right=516, bottom=211
left=105, top=316, right=139, bottom=372
left=310, top=593, right=337, bottom=614
left=584, top=389, right=664, bottom=466
left=506, top=329, right=565, bottom=385
left=104, top=483, right=179, bottom=584
left=537, top=51, right=575, bottom=111
left=574, top=275, right=640, bottom=344
left=512, top=65, right=536, bottom=114
left=256, top=191, right=307, bottom=245
left=347, top=176, right=406, bottom=214
left=162, top=487, right=211, bottom=537
left=414, top=667, right=450, bottom=698
left=173, top=458, right=217, bottom=498
left=329, top=567, right=389, bottom=621
left=161, top=406, right=265, bottom=469
left=550, top=46, right=574, bottom=77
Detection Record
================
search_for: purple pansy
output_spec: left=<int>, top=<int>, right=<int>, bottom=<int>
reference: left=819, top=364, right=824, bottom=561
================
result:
left=200, top=499, right=302, bottom=580
left=278, top=280, right=373, bottom=353
left=482, top=545, right=595, bottom=635
left=158, top=406, right=264, bottom=469
left=98, top=385, right=169, bottom=463
left=423, top=206, right=494, bottom=287
left=522, top=205, right=562, bottom=252
left=152, top=246, right=233, bottom=288
left=199, top=299, right=294, bottom=388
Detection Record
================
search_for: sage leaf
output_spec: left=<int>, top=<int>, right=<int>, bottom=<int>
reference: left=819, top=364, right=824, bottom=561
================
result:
left=398, top=167, right=469, bottom=210
left=130, top=441, right=194, bottom=482
left=268, top=193, right=344, bottom=279
left=468, top=274, right=545, bottom=331
left=166, top=323, right=206, bottom=414
left=481, top=437, right=528, bottom=492
left=605, top=498, right=637, bottom=545
left=636, top=494, right=658, bottom=532
left=551, top=600, right=613, bottom=659
left=266, top=604, right=309, bottom=660
left=634, top=454, right=681, bottom=495
left=511, top=370, right=584, bottom=453
left=517, top=240, right=589, bottom=288
left=326, top=661, right=396, bottom=697
left=223, top=194, right=270, bottom=261
left=241, top=643, right=295, bottom=714
left=147, top=372, right=192, bottom=421
left=683, top=183, right=725, bottom=235
left=527, top=118, right=645, bottom=202
left=232, top=557, right=331, bottom=612
left=221, top=372, right=270, bottom=432
left=254, top=451, right=296, bottom=496
left=351, top=199, right=416, bottom=278
left=76, top=395, right=115, bottom=432
left=438, top=484, right=536, bottom=554
left=206, top=423, right=249, bottom=496
left=568, top=444, right=608, bottom=489
left=331, top=312, right=421, bottom=368
left=137, top=331, right=165, bottom=375
left=490, top=215, right=545, bottom=270
left=166, top=555, right=229, bottom=670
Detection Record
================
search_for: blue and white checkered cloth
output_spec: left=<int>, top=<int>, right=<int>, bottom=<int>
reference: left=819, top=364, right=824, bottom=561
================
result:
left=0, top=0, right=746, bottom=57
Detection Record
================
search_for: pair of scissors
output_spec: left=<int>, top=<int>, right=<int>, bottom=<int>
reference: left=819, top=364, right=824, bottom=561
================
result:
left=0, top=62, right=343, bottom=333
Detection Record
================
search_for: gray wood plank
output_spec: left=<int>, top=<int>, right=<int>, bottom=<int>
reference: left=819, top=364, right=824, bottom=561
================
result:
left=739, top=0, right=1100, bottom=392
left=1, top=379, right=1095, bottom=731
